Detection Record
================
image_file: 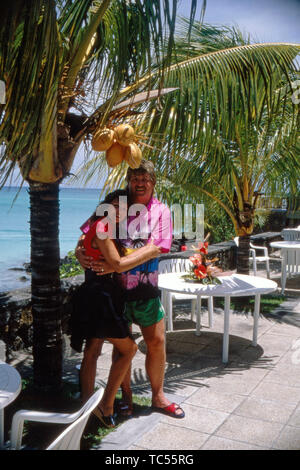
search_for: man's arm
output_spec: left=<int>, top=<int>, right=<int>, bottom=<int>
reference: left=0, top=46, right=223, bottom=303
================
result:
left=75, top=235, right=94, bottom=270
left=149, top=203, right=173, bottom=253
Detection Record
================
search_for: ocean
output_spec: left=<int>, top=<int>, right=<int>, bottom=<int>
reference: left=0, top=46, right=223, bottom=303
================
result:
left=0, top=186, right=103, bottom=293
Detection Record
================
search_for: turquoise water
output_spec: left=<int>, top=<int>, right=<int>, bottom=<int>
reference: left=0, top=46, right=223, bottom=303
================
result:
left=0, top=186, right=102, bottom=292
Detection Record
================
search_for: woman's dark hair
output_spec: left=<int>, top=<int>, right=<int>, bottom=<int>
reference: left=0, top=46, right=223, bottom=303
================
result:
left=86, top=189, right=128, bottom=257
left=89, top=189, right=128, bottom=225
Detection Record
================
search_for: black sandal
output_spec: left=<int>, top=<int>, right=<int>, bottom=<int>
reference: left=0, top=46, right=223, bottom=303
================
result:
left=93, top=406, right=116, bottom=428
left=117, top=400, right=133, bottom=418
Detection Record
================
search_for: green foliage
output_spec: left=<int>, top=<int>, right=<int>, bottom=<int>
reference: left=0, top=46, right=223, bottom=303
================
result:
left=60, top=251, right=84, bottom=278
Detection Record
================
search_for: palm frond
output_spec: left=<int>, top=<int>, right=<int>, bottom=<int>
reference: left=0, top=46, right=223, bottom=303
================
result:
left=0, top=0, right=61, bottom=183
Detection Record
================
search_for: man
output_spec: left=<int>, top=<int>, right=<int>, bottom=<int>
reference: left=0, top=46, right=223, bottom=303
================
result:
left=76, top=160, right=184, bottom=419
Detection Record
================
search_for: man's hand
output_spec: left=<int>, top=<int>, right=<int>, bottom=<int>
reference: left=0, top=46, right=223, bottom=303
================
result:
left=75, top=243, right=93, bottom=270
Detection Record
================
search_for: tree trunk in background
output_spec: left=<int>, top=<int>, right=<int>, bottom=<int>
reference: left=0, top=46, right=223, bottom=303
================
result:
left=236, top=234, right=250, bottom=275
left=29, top=183, right=62, bottom=392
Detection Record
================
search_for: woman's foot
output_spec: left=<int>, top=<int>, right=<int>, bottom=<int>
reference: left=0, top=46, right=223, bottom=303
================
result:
left=93, top=406, right=116, bottom=428
left=116, top=400, right=133, bottom=417
left=117, top=389, right=133, bottom=417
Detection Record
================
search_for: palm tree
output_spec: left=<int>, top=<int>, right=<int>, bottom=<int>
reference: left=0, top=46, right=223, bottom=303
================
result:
left=155, top=22, right=300, bottom=274
left=78, top=20, right=299, bottom=275
left=0, top=0, right=200, bottom=391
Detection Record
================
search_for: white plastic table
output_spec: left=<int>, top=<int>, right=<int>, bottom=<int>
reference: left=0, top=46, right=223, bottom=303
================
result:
left=158, top=273, right=277, bottom=363
left=0, top=361, right=22, bottom=448
left=270, top=241, right=300, bottom=294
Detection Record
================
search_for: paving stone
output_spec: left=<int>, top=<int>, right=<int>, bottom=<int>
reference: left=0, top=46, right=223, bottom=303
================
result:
left=207, top=375, right=262, bottom=396
left=272, top=425, right=300, bottom=450
left=200, top=435, right=268, bottom=450
left=134, top=423, right=209, bottom=450
left=250, top=380, right=300, bottom=405
left=127, top=445, right=149, bottom=450
left=268, top=323, right=300, bottom=338
left=288, top=406, right=300, bottom=427
left=227, top=362, right=271, bottom=381
left=233, top=397, right=296, bottom=424
left=264, top=369, right=300, bottom=388
left=159, top=403, right=229, bottom=434
left=215, top=414, right=283, bottom=448
left=185, top=387, right=245, bottom=413
left=258, top=333, right=293, bottom=355
left=278, top=349, right=300, bottom=366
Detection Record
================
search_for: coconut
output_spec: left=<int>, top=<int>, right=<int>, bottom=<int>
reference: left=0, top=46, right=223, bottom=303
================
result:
left=91, top=128, right=114, bottom=151
left=105, top=142, right=125, bottom=167
left=114, top=124, right=135, bottom=146
left=124, top=143, right=142, bottom=169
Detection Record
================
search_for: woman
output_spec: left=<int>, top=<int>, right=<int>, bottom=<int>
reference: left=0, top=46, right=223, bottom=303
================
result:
left=71, top=189, right=161, bottom=427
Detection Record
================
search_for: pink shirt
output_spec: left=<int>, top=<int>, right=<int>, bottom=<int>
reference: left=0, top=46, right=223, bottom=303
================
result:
left=80, top=196, right=173, bottom=253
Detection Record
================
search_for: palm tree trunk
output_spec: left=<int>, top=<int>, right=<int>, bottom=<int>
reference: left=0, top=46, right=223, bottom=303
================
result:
left=236, top=234, right=250, bottom=275
left=29, top=182, right=62, bottom=392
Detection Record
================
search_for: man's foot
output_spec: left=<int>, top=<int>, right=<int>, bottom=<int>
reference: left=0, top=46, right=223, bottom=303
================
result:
left=152, top=402, right=185, bottom=419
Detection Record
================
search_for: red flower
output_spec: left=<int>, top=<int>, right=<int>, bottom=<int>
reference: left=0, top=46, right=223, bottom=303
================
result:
left=194, top=265, right=207, bottom=279
left=189, top=254, right=202, bottom=266
left=198, top=241, right=208, bottom=255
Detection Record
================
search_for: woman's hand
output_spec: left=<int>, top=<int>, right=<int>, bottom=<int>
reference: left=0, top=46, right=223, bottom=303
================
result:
left=93, top=260, right=115, bottom=276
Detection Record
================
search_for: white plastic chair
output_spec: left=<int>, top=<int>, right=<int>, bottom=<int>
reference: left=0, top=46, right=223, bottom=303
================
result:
left=158, top=258, right=214, bottom=331
left=280, top=245, right=300, bottom=294
left=234, top=237, right=279, bottom=279
left=9, top=387, right=104, bottom=450
left=281, top=228, right=300, bottom=241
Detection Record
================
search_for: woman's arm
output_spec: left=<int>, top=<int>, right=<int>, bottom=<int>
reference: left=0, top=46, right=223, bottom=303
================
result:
left=94, top=236, right=161, bottom=274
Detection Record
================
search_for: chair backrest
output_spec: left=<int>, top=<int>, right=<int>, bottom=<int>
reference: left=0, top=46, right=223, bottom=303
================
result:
left=158, top=258, right=192, bottom=274
left=281, top=229, right=300, bottom=241
left=47, top=387, right=103, bottom=450
left=285, top=249, right=300, bottom=276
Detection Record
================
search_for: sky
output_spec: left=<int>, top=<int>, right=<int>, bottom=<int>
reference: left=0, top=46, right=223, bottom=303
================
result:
left=7, top=0, right=300, bottom=188
left=183, top=0, right=300, bottom=44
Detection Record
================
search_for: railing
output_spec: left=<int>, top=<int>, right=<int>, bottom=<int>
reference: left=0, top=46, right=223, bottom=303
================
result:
left=257, top=196, right=300, bottom=212
left=257, top=196, right=288, bottom=210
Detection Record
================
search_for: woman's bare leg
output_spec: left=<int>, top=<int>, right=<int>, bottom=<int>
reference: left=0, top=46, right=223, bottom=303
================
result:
left=112, top=324, right=133, bottom=413
left=99, top=337, right=137, bottom=416
left=80, top=338, right=104, bottom=403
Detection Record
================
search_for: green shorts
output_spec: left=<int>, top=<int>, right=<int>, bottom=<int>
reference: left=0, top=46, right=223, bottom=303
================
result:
left=124, top=297, right=165, bottom=328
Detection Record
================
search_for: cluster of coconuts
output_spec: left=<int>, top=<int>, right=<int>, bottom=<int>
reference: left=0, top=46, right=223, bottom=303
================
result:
left=91, top=124, right=142, bottom=169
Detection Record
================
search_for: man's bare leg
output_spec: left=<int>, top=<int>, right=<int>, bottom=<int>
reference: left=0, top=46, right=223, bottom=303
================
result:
left=141, top=319, right=183, bottom=416
left=141, top=319, right=169, bottom=407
